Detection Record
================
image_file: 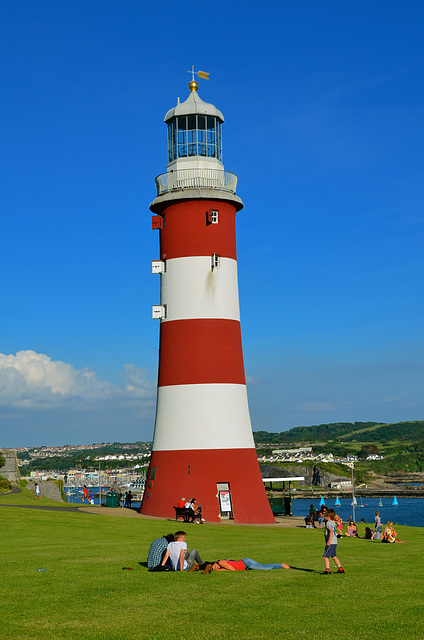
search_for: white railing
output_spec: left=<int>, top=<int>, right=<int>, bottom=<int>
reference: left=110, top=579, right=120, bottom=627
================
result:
left=155, top=169, right=237, bottom=196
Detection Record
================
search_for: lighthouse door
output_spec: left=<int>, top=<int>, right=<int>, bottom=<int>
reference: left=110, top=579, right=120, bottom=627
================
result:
left=217, top=482, right=234, bottom=520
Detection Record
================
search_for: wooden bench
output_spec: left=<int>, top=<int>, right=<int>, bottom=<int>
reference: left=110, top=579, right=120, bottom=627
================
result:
left=173, top=506, right=195, bottom=522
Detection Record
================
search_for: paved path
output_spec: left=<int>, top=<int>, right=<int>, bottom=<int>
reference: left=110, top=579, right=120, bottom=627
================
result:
left=0, top=503, right=83, bottom=512
left=77, top=505, right=304, bottom=527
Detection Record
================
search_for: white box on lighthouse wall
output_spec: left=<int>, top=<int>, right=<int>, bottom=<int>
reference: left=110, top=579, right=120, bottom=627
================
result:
left=152, top=260, right=165, bottom=274
left=152, top=305, right=166, bottom=319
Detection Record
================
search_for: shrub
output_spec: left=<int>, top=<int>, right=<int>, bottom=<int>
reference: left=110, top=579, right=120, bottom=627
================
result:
left=0, top=475, right=11, bottom=492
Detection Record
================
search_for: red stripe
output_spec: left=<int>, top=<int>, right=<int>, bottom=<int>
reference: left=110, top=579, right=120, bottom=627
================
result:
left=159, top=200, right=238, bottom=260
left=158, top=319, right=245, bottom=386
left=140, top=448, right=275, bottom=524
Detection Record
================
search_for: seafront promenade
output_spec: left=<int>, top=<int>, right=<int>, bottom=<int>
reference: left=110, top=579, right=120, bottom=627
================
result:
left=76, top=504, right=305, bottom=527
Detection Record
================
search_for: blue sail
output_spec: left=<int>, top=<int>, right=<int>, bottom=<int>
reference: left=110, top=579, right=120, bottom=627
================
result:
left=320, top=495, right=325, bottom=506
left=335, top=496, right=341, bottom=506
left=392, top=496, right=399, bottom=506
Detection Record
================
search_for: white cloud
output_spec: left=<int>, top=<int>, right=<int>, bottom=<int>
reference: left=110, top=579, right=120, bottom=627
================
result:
left=0, top=350, right=155, bottom=408
left=123, top=363, right=155, bottom=397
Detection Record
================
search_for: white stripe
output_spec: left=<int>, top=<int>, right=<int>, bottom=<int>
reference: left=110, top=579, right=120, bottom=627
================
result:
left=160, top=256, right=240, bottom=321
left=152, top=383, right=255, bottom=451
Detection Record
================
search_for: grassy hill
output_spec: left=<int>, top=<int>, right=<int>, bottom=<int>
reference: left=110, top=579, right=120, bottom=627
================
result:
left=253, top=420, right=424, bottom=445
left=253, top=420, right=424, bottom=474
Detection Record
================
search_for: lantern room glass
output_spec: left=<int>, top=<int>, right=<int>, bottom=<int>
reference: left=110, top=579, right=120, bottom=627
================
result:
left=168, top=115, right=222, bottom=163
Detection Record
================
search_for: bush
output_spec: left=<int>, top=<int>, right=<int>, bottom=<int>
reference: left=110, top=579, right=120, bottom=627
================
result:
left=0, top=475, right=11, bottom=492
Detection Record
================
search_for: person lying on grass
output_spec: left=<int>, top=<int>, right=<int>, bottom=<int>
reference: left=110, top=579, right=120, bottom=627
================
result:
left=203, top=559, right=290, bottom=572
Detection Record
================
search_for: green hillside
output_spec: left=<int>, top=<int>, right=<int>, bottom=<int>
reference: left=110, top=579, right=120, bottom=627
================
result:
left=253, top=420, right=424, bottom=445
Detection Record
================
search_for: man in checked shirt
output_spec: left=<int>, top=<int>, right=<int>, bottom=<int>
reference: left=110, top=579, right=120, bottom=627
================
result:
left=147, top=533, right=175, bottom=570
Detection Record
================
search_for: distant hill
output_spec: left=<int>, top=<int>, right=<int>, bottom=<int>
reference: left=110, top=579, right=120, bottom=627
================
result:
left=253, top=420, right=424, bottom=445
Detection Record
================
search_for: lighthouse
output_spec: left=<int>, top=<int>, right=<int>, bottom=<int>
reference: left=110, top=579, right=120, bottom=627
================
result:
left=140, top=75, right=274, bottom=524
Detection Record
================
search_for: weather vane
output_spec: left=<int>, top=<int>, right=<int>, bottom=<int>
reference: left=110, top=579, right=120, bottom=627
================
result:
left=187, top=65, right=210, bottom=81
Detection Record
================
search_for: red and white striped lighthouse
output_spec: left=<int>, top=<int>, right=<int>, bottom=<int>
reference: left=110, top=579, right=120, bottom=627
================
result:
left=140, top=76, right=274, bottom=524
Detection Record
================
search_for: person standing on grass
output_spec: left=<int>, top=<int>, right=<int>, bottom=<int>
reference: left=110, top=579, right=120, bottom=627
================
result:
left=322, top=508, right=345, bottom=575
left=161, top=531, right=203, bottom=571
left=34, top=483, right=40, bottom=500
left=305, top=504, right=316, bottom=527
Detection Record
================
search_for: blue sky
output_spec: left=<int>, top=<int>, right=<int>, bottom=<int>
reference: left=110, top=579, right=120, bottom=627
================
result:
left=1, top=1, right=423, bottom=447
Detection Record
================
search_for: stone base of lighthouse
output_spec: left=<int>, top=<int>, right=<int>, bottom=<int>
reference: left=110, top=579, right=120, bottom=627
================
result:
left=140, top=448, right=275, bottom=524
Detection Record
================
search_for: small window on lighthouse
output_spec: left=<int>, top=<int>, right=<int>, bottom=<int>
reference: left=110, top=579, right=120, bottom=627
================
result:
left=149, top=467, right=157, bottom=481
left=208, top=209, right=219, bottom=224
left=211, top=253, right=221, bottom=270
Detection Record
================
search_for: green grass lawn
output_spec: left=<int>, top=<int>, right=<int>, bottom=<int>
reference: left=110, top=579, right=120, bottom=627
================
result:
left=1, top=505, right=423, bottom=640
left=0, top=485, right=72, bottom=507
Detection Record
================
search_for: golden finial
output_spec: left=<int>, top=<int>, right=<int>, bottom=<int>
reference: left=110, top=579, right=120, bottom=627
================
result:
left=187, top=66, right=210, bottom=91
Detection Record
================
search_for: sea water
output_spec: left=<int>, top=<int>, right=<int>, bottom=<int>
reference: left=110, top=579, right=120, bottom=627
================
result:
left=65, top=487, right=143, bottom=509
left=292, top=496, right=424, bottom=528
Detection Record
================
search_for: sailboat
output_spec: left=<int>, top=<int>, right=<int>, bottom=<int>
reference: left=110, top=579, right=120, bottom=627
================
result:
left=320, top=496, right=325, bottom=506
left=335, top=496, right=341, bottom=506
left=392, top=496, right=399, bottom=506
left=378, top=498, right=382, bottom=506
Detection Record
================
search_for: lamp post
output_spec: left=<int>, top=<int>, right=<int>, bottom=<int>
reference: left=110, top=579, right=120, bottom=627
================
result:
left=350, top=462, right=356, bottom=523
left=98, top=462, right=101, bottom=507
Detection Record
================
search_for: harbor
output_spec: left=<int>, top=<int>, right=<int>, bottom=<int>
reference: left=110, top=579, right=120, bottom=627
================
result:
left=290, top=496, right=424, bottom=528
left=64, top=484, right=144, bottom=506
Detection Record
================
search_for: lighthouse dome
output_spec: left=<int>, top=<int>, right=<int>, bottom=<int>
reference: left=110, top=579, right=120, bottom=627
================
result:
left=164, top=89, right=224, bottom=123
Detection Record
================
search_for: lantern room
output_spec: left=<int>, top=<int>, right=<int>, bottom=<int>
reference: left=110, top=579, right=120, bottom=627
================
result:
left=164, top=81, right=224, bottom=171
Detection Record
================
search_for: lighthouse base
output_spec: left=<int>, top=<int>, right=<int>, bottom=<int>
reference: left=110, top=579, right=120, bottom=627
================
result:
left=139, top=448, right=275, bottom=524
